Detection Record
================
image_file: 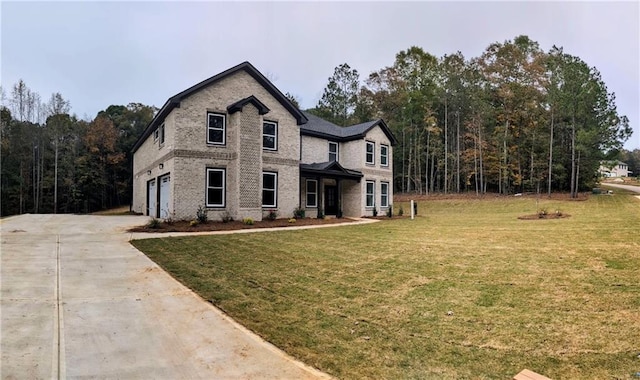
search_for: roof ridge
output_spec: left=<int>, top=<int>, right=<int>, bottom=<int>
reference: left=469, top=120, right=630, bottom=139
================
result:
left=132, top=61, right=307, bottom=153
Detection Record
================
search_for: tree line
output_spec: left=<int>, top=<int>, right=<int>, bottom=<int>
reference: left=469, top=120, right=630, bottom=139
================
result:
left=1, top=34, right=635, bottom=216
left=619, top=149, right=640, bottom=176
left=309, top=35, right=633, bottom=197
left=0, top=81, right=156, bottom=216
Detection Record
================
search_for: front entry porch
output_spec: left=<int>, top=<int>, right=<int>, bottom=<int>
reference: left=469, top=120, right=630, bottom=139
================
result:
left=300, top=162, right=363, bottom=218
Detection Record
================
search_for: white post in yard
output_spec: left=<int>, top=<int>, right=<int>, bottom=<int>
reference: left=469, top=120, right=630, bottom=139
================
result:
left=410, top=200, right=415, bottom=220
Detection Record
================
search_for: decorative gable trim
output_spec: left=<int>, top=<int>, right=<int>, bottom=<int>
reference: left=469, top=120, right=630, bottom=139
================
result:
left=362, top=120, right=398, bottom=146
left=227, top=95, right=270, bottom=115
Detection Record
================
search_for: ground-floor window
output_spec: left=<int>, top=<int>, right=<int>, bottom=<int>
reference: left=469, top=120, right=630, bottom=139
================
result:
left=366, top=180, right=375, bottom=207
left=262, top=171, right=277, bottom=208
left=306, top=179, right=317, bottom=207
left=206, top=168, right=225, bottom=207
left=381, top=182, right=389, bottom=207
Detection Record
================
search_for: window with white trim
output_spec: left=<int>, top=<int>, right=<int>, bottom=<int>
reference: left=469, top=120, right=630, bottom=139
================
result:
left=381, top=144, right=389, bottom=167
left=207, top=112, right=225, bottom=145
left=329, top=142, right=338, bottom=162
left=306, top=179, right=318, bottom=207
left=263, top=121, right=277, bottom=150
left=206, top=168, right=225, bottom=207
left=262, top=172, right=277, bottom=208
left=366, top=141, right=375, bottom=165
left=366, top=180, right=375, bottom=208
left=154, top=128, right=159, bottom=142
left=381, top=182, right=389, bottom=207
left=159, top=123, right=165, bottom=145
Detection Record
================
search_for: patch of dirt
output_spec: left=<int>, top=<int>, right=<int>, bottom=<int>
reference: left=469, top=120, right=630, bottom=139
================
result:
left=128, top=217, right=358, bottom=233
left=518, top=213, right=571, bottom=220
left=92, top=206, right=142, bottom=215
left=601, top=178, right=640, bottom=187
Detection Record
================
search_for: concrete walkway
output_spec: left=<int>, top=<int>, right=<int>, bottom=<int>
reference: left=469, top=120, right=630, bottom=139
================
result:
left=1, top=214, right=332, bottom=379
left=129, top=216, right=378, bottom=240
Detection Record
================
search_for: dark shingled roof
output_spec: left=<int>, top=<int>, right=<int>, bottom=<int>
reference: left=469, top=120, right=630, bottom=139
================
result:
left=300, top=112, right=397, bottom=145
left=132, top=61, right=397, bottom=153
left=300, top=161, right=363, bottom=181
left=132, top=61, right=308, bottom=153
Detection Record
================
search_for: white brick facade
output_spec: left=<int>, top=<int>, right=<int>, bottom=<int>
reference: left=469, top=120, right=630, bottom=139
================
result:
left=132, top=62, right=395, bottom=221
left=299, top=126, right=393, bottom=217
left=301, top=136, right=332, bottom=163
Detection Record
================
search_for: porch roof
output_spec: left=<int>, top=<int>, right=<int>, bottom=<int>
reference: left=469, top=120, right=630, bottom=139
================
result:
left=300, top=162, right=363, bottom=181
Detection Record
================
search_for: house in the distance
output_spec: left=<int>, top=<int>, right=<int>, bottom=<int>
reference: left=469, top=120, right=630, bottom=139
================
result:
left=599, top=161, right=632, bottom=178
left=131, top=62, right=396, bottom=221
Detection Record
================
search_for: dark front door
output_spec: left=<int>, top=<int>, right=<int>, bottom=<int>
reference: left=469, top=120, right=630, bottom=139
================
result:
left=324, top=185, right=338, bottom=215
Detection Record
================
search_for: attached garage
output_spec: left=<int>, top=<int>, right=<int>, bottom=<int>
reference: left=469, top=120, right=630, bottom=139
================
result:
left=159, top=174, right=170, bottom=219
left=147, top=179, right=157, bottom=217
left=147, top=174, right=170, bottom=218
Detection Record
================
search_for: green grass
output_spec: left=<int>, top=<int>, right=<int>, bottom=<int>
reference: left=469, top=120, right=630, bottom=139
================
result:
left=132, top=193, right=640, bottom=379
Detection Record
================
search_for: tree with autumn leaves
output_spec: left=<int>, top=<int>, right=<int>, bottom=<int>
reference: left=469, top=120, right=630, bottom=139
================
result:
left=0, top=82, right=155, bottom=215
left=314, top=35, right=632, bottom=197
left=0, top=34, right=633, bottom=216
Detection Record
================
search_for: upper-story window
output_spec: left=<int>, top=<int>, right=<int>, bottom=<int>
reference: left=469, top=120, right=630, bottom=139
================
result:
left=329, top=142, right=338, bottom=162
left=207, top=112, right=226, bottom=145
left=380, top=144, right=389, bottom=167
left=154, top=128, right=159, bottom=142
left=159, top=123, right=165, bottom=146
left=365, top=141, right=375, bottom=165
left=263, top=121, right=277, bottom=151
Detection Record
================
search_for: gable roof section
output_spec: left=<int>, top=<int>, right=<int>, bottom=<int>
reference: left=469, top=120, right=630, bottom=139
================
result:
left=299, top=112, right=343, bottom=139
left=300, top=161, right=363, bottom=181
left=132, top=61, right=308, bottom=153
left=227, top=95, right=270, bottom=115
left=601, top=160, right=629, bottom=167
left=300, top=112, right=398, bottom=145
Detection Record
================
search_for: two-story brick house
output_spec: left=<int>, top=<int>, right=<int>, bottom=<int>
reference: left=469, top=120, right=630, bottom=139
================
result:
left=299, top=112, right=396, bottom=218
left=131, top=62, right=396, bottom=221
left=599, top=161, right=632, bottom=178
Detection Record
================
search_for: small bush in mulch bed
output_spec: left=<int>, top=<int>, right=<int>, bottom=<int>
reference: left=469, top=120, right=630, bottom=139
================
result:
left=128, top=217, right=354, bottom=233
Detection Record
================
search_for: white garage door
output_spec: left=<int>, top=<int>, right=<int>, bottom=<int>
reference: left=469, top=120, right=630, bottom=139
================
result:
left=159, top=174, right=170, bottom=219
left=147, top=179, right=157, bottom=218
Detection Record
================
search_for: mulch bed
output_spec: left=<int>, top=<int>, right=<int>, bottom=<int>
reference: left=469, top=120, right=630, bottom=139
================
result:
left=518, top=213, right=571, bottom=220
left=129, top=217, right=358, bottom=233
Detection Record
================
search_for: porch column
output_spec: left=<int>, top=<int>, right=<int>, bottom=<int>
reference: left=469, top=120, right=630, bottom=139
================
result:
left=336, top=178, right=341, bottom=216
left=317, top=176, right=323, bottom=216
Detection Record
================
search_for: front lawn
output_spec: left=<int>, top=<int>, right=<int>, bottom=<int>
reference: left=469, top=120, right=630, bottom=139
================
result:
left=132, top=193, right=640, bottom=379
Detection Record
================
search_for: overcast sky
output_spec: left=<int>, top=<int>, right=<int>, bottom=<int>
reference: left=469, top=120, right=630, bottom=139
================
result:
left=2, top=1, right=639, bottom=149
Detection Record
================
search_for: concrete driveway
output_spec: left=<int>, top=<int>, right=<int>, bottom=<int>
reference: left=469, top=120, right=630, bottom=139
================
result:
left=1, top=214, right=329, bottom=379
left=601, top=182, right=640, bottom=194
